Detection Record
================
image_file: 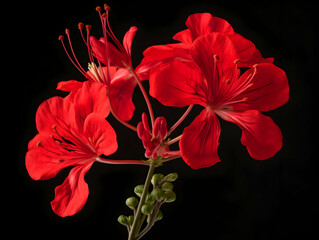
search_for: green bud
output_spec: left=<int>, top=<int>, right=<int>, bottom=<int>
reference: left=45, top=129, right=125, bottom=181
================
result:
left=151, top=173, right=165, bottom=187
left=151, top=188, right=165, bottom=202
left=127, top=215, right=134, bottom=225
left=163, top=173, right=178, bottom=182
left=161, top=182, right=174, bottom=192
left=141, top=204, right=153, bottom=215
left=118, top=215, right=128, bottom=226
left=156, top=210, right=163, bottom=221
left=165, top=191, right=176, bottom=203
left=125, top=197, right=138, bottom=210
left=134, top=184, right=144, bottom=197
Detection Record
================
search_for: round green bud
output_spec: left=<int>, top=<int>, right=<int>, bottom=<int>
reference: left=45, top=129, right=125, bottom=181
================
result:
left=134, top=184, right=144, bottom=197
left=151, top=173, right=165, bottom=187
left=151, top=188, right=165, bottom=202
left=165, top=191, right=176, bottom=203
left=156, top=210, right=163, bottom=221
left=163, top=173, right=178, bottom=182
left=118, top=215, right=128, bottom=226
left=161, top=182, right=174, bottom=192
left=125, top=197, right=138, bottom=210
left=127, top=215, right=134, bottom=225
left=141, top=204, right=153, bottom=215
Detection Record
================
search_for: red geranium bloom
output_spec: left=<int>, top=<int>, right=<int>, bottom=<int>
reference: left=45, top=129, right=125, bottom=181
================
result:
left=139, top=12, right=273, bottom=80
left=149, top=32, right=289, bottom=169
left=26, top=81, right=118, bottom=216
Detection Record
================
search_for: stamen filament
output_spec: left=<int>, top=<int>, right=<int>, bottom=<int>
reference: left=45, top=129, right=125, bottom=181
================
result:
left=168, top=105, right=193, bottom=135
left=96, top=157, right=148, bottom=165
left=59, top=37, right=87, bottom=77
left=128, top=66, right=155, bottom=128
left=65, top=29, right=87, bottom=75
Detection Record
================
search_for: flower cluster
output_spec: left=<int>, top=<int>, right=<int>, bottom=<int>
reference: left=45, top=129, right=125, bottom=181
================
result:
left=26, top=3, right=289, bottom=228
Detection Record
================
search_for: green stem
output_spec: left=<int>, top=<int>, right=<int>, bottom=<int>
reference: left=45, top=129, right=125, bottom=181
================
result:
left=128, top=162, right=156, bottom=240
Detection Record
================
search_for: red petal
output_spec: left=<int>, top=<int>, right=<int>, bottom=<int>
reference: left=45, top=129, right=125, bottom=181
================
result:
left=229, top=33, right=274, bottom=67
left=73, top=81, right=110, bottom=129
left=36, top=96, right=74, bottom=135
left=51, top=163, right=93, bottom=217
left=25, top=134, right=77, bottom=180
left=83, top=113, right=118, bottom=156
left=180, top=110, right=221, bottom=169
left=123, top=26, right=137, bottom=56
left=173, top=29, right=193, bottom=43
left=235, top=63, right=289, bottom=111
left=109, top=74, right=136, bottom=121
left=191, top=33, right=239, bottom=98
left=185, top=13, right=234, bottom=40
left=218, top=110, right=282, bottom=160
left=149, top=60, right=207, bottom=107
left=140, top=43, right=191, bottom=80
left=57, top=80, right=83, bottom=92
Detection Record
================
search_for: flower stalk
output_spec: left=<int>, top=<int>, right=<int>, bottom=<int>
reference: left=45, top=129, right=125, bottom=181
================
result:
left=128, top=160, right=157, bottom=240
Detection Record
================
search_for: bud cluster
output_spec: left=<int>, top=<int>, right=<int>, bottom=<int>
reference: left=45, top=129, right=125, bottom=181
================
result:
left=118, top=172, right=178, bottom=235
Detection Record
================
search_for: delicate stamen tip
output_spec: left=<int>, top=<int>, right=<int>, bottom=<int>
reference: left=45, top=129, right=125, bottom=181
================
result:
left=58, top=35, right=64, bottom=41
left=242, top=97, right=248, bottom=102
left=86, top=25, right=92, bottom=31
left=225, top=79, right=231, bottom=84
left=36, top=141, right=42, bottom=147
left=104, top=3, right=111, bottom=11
left=253, top=64, right=259, bottom=68
left=213, top=54, right=220, bottom=60
left=78, top=22, right=84, bottom=29
left=234, top=59, right=240, bottom=64
left=52, top=124, right=57, bottom=130
left=101, top=12, right=107, bottom=18
left=96, top=6, right=102, bottom=12
left=65, top=28, right=70, bottom=35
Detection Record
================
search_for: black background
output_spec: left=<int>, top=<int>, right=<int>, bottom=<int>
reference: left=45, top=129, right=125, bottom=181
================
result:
left=10, top=0, right=317, bottom=239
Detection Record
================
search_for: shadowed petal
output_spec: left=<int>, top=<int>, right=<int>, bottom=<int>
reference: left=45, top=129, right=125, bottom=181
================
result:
left=180, top=110, right=221, bottom=169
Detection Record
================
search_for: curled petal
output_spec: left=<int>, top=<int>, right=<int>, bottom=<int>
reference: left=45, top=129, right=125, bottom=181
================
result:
left=51, top=163, right=93, bottom=217
left=180, top=110, right=221, bottom=169
left=123, top=26, right=137, bottom=56
left=218, top=110, right=282, bottom=160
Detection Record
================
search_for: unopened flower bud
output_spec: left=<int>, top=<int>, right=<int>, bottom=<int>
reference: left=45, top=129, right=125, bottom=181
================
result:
left=126, top=197, right=138, bottom=210
left=127, top=215, right=134, bottom=225
left=134, top=185, right=144, bottom=197
left=163, top=173, right=178, bottom=182
left=151, top=173, right=164, bottom=187
left=141, top=204, right=153, bottom=215
left=151, top=188, right=165, bottom=202
left=165, top=191, right=176, bottom=203
left=118, top=215, right=128, bottom=226
left=162, top=182, right=174, bottom=192
left=156, top=210, right=163, bottom=221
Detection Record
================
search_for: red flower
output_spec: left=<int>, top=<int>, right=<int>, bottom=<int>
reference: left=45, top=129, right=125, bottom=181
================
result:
left=139, top=12, right=273, bottom=80
left=26, top=81, right=118, bottom=216
left=149, top=32, right=289, bottom=169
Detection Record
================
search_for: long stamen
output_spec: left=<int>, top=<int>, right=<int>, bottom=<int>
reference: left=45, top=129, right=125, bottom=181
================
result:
left=96, top=157, right=148, bottom=165
left=59, top=35, right=87, bottom=77
left=168, top=105, right=193, bottom=135
left=65, top=29, right=87, bottom=75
